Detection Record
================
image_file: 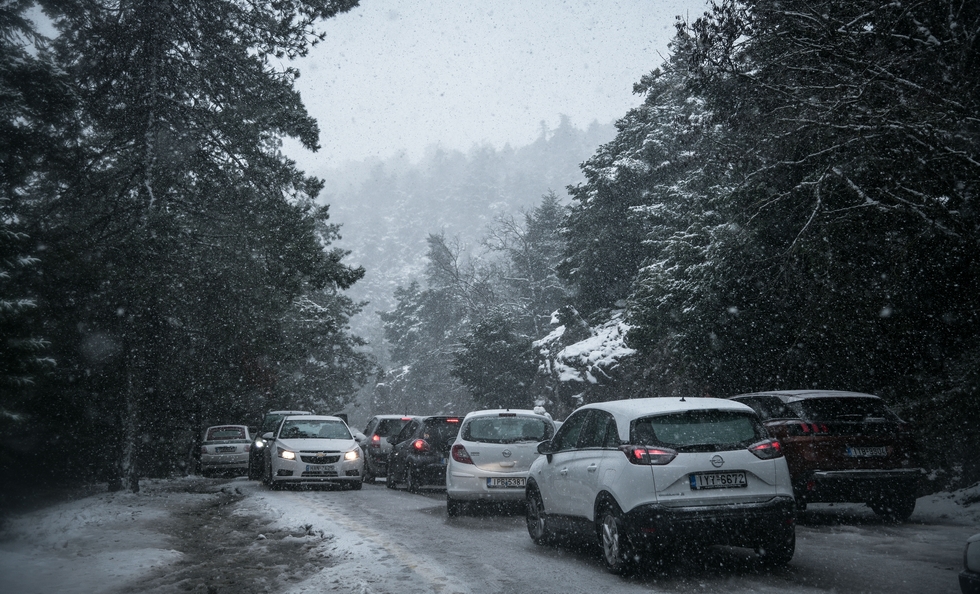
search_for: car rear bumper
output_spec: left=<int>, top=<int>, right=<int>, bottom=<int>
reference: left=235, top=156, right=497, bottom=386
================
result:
left=799, top=468, right=923, bottom=503
left=201, top=454, right=249, bottom=469
left=623, top=496, right=796, bottom=550
left=447, top=469, right=527, bottom=501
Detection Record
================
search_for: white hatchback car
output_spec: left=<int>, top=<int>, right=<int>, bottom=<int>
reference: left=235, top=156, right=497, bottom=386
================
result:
left=200, top=425, right=251, bottom=477
left=262, top=415, right=363, bottom=490
left=446, top=409, right=556, bottom=516
left=525, top=397, right=796, bottom=573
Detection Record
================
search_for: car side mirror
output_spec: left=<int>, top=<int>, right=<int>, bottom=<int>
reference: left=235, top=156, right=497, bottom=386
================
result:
left=537, top=440, right=556, bottom=456
left=262, top=432, right=274, bottom=441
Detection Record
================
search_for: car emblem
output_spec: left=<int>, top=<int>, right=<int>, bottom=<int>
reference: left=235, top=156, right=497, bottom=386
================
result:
left=316, top=452, right=325, bottom=458
left=710, top=455, right=724, bottom=468
left=502, top=449, right=512, bottom=458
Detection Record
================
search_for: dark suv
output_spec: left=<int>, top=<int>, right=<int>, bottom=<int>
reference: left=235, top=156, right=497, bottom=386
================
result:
left=729, top=390, right=922, bottom=520
left=386, top=415, right=461, bottom=492
left=360, top=415, right=416, bottom=482
left=247, top=410, right=313, bottom=480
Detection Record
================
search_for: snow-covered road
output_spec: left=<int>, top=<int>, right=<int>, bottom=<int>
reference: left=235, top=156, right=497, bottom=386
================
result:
left=1, top=476, right=976, bottom=593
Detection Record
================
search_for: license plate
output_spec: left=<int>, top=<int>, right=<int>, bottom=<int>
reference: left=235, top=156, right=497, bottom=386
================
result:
left=305, top=464, right=331, bottom=471
left=690, top=472, right=747, bottom=490
left=487, top=477, right=526, bottom=488
left=216, top=446, right=236, bottom=453
left=847, top=446, right=887, bottom=457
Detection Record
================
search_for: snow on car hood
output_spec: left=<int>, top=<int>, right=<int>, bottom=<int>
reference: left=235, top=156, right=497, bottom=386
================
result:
left=274, top=437, right=358, bottom=452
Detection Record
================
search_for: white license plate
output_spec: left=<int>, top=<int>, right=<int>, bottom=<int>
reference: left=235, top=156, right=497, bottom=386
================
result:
left=690, top=472, right=747, bottom=490
left=487, top=477, right=526, bottom=488
left=216, top=446, right=236, bottom=453
left=305, top=464, right=332, bottom=471
left=847, top=446, right=887, bottom=457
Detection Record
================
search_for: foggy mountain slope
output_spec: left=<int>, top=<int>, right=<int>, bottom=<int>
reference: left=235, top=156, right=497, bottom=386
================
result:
left=313, top=118, right=615, bottom=345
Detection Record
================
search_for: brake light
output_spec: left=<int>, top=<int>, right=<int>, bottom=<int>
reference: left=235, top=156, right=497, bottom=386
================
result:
left=412, top=439, right=430, bottom=452
left=620, top=445, right=677, bottom=465
left=749, top=439, right=783, bottom=460
left=200, top=446, right=207, bottom=455
left=791, top=422, right=829, bottom=435
left=451, top=444, right=473, bottom=464
left=244, top=444, right=250, bottom=453
left=446, top=418, right=460, bottom=423
left=499, top=413, right=516, bottom=417
left=370, top=434, right=381, bottom=447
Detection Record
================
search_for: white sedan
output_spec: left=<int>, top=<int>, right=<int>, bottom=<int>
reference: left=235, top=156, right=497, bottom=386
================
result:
left=446, top=409, right=556, bottom=516
left=262, top=415, right=363, bottom=490
left=199, top=425, right=251, bottom=477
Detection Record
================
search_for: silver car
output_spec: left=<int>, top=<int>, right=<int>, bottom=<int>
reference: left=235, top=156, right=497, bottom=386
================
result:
left=262, top=415, right=363, bottom=490
left=446, top=409, right=556, bottom=516
left=200, top=425, right=251, bottom=477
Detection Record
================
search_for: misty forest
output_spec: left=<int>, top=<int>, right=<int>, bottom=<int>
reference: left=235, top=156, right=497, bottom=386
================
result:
left=2, top=0, right=979, bottom=497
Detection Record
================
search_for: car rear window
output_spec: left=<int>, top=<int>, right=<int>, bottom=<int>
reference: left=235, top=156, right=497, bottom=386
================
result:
left=630, top=410, right=765, bottom=451
left=279, top=419, right=351, bottom=440
left=787, top=397, right=900, bottom=422
left=463, top=416, right=554, bottom=444
left=376, top=418, right=411, bottom=437
left=207, top=427, right=246, bottom=441
left=420, top=419, right=461, bottom=447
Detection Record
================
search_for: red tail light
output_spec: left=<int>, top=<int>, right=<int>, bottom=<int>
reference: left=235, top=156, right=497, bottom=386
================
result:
left=446, top=418, right=460, bottom=423
left=749, top=439, right=783, bottom=460
left=790, top=422, right=829, bottom=435
left=451, top=444, right=473, bottom=464
left=244, top=444, right=251, bottom=453
left=200, top=446, right=207, bottom=455
left=412, top=439, right=430, bottom=452
left=620, top=445, right=677, bottom=465
left=370, top=434, right=381, bottom=448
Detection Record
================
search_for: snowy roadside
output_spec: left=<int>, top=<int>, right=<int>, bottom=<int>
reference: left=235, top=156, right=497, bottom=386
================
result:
left=1, top=476, right=978, bottom=594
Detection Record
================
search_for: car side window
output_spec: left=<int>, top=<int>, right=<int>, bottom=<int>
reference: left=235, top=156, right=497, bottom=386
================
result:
left=578, top=410, right=618, bottom=449
left=363, top=418, right=378, bottom=435
left=392, top=420, right=417, bottom=444
left=552, top=410, right=590, bottom=452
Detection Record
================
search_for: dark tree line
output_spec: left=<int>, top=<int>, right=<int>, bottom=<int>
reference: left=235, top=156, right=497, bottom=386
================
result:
left=1, top=0, right=373, bottom=493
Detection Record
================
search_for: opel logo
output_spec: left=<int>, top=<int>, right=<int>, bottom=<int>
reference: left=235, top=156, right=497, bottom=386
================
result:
left=502, top=449, right=512, bottom=458
left=710, top=455, right=724, bottom=468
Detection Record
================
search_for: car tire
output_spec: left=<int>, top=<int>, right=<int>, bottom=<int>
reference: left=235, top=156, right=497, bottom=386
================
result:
left=525, top=487, right=554, bottom=545
left=347, top=480, right=363, bottom=491
left=385, top=470, right=397, bottom=489
left=406, top=466, right=420, bottom=493
left=447, top=496, right=463, bottom=517
left=362, top=465, right=375, bottom=484
left=869, top=492, right=916, bottom=522
left=597, top=501, right=636, bottom=575
left=757, top=525, right=795, bottom=567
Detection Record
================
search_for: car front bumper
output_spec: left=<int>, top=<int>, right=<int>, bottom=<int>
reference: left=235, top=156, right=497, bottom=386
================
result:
left=622, top=496, right=796, bottom=550
left=271, top=457, right=363, bottom=484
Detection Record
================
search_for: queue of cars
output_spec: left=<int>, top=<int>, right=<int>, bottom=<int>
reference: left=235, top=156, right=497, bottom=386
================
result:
left=217, top=387, right=921, bottom=575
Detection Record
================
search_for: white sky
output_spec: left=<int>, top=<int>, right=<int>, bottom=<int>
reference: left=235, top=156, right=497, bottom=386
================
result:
left=284, top=0, right=709, bottom=171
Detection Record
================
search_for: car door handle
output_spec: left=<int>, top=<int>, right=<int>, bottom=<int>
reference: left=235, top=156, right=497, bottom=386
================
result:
left=587, top=464, right=598, bottom=473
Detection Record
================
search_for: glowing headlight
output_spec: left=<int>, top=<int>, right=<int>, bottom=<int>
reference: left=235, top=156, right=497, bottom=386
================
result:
left=344, top=449, right=360, bottom=461
left=254, top=440, right=265, bottom=449
left=277, top=447, right=296, bottom=460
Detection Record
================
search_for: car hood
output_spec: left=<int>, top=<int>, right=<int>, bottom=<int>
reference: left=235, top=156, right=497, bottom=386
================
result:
left=275, top=438, right=358, bottom=452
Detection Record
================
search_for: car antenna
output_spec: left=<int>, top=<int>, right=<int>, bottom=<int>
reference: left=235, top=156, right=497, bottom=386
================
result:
left=680, top=396, right=686, bottom=402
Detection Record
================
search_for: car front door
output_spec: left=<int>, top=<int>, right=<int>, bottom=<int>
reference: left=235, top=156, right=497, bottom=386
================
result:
left=538, top=409, right=591, bottom=517
left=565, top=410, right=619, bottom=520
left=388, top=420, right=419, bottom=482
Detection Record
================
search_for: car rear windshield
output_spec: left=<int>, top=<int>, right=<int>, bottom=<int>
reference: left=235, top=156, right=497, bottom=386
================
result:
left=420, top=419, right=461, bottom=447
left=786, top=397, right=901, bottom=422
left=279, top=420, right=351, bottom=440
left=376, top=418, right=410, bottom=437
left=462, top=415, right=554, bottom=444
left=206, top=427, right=246, bottom=441
left=630, top=410, right=765, bottom=452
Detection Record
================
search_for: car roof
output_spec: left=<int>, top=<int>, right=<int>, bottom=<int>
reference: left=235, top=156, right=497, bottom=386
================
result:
left=578, top=398, right=756, bottom=442
left=462, top=409, right=554, bottom=422
left=267, top=410, right=313, bottom=415
left=206, top=424, right=248, bottom=429
left=282, top=414, right=347, bottom=423
left=731, top=390, right=881, bottom=403
left=370, top=414, right=417, bottom=420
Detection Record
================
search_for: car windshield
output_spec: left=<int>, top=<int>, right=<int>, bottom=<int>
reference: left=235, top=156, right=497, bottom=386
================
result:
left=787, top=397, right=900, bottom=422
left=278, top=420, right=351, bottom=440
left=376, top=418, right=410, bottom=437
left=630, top=410, right=765, bottom=452
left=206, top=427, right=246, bottom=441
left=463, top=416, right=553, bottom=444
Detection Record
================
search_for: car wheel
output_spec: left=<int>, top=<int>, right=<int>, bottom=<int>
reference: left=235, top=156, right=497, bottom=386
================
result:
left=525, top=487, right=553, bottom=545
left=597, top=501, right=635, bottom=575
left=265, top=464, right=280, bottom=490
left=757, top=525, right=795, bottom=567
left=447, top=496, right=463, bottom=517
left=347, top=480, right=363, bottom=491
left=385, top=468, right=397, bottom=489
left=362, top=465, right=375, bottom=484
left=406, top=466, right=421, bottom=493
left=869, top=492, right=916, bottom=522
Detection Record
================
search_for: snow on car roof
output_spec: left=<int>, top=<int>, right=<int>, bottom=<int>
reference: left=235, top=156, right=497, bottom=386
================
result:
left=735, top=390, right=881, bottom=402
left=461, top=408, right=551, bottom=420
left=581, top=397, right=754, bottom=419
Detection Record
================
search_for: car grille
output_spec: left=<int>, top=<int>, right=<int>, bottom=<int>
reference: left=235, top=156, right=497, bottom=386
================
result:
left=300, top=453, right=341, bottom=464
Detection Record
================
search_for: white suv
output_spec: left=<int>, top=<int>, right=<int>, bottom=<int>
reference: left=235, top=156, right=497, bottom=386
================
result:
left=525, top=397, right=796, bottom=573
